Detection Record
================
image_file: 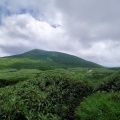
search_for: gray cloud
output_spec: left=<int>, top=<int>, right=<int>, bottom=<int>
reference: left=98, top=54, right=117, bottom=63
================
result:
left=0, top=0, right=120, bottom=67
left=56, top=0, right=120, bottom=41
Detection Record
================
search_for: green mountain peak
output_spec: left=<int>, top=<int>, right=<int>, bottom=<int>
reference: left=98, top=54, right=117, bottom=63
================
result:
left=0, top=49, right=103, bottom=70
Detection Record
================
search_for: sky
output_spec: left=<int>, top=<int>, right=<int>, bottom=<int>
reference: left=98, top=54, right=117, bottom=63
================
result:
left=0, top=0, right=120, bottom=67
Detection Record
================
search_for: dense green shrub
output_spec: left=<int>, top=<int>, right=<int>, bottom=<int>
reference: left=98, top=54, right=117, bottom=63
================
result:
left=75, top=92, right=120, bottom=120
left=0, top=75, right=92, bottom=120
left=96, top=72, right=120, bottom=92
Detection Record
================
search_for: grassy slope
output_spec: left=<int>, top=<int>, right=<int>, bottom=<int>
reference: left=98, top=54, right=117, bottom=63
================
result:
left=75, top=92, right=120, bottom=120
left=0, top=58, right=55, bottom=70
left=0, top=69, right=41, bottom=87
left=0, top=68, right=113, bottom=88
left=0, top=49, right=103, bottom=69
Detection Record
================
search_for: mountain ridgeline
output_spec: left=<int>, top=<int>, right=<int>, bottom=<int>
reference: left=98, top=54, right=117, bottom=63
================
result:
left=0, top=49, right=103, bottom=70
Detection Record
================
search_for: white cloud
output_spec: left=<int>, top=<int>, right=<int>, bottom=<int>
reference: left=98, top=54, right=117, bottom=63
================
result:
left=0, top=14, right=74, bottom=55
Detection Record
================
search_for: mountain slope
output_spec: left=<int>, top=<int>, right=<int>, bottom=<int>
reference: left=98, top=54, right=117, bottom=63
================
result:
left=0, top=49, right=103, bottom=69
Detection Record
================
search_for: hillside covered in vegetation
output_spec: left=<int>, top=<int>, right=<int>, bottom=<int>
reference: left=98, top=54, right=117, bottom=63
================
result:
left=0, top=50, right=119, bottom=120
left=0, top=49, right=103, bottom=70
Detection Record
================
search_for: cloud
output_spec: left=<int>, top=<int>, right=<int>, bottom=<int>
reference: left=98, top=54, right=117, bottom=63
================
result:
left=0, top=13, right=76, bottom=55
left=56, top=0, right=120, bottom=41
left=0, top=0, right=120, bottom=67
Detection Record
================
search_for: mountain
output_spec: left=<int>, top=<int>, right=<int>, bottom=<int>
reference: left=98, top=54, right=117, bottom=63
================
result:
left=0, top=49, right=103, bottom=70
left=110, top=67, right=120, bottom=70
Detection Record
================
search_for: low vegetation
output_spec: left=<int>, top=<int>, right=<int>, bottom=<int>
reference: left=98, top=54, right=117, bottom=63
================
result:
left=75, top=92, right=120, bottom=120
left=0, top=50, right=119, bottom=120
left=0, top=68, right=120, bottom=120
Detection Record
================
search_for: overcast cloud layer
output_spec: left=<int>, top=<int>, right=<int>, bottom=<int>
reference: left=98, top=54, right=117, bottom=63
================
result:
left=0, top=0, right=120, bottom=67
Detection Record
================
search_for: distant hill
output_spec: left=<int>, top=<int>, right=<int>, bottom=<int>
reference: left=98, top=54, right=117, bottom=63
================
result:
left=0, top=49, right=103, bottom=70
left=110, top=67, right=120, bottom=70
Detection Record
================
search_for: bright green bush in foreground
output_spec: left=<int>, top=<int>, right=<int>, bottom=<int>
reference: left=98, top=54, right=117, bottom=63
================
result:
left=75, top=92, right=120, bottom=120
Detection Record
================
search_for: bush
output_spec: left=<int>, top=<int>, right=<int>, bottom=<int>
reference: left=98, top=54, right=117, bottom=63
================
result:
left=75, top=92, right=120, bottom=120
left=96, top=72, right=120, bottom=92
left=0, top=75, right=92, bottom=120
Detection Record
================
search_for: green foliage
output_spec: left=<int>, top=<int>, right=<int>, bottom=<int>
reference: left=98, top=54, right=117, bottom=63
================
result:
left=0, top=58, right=55, bottom=70
left=75, top=92, right=120, bottom=120
left=0, top=69, right=41, bottom=87
left=96, top=71, right=120, bottom=92
left=0, top=68, right=115, bottom=89
left=0, top=61, right=119, bottom=120
left=0, top=49, right=103, bottom=70
left=0, top=75, right=92, bottom=120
